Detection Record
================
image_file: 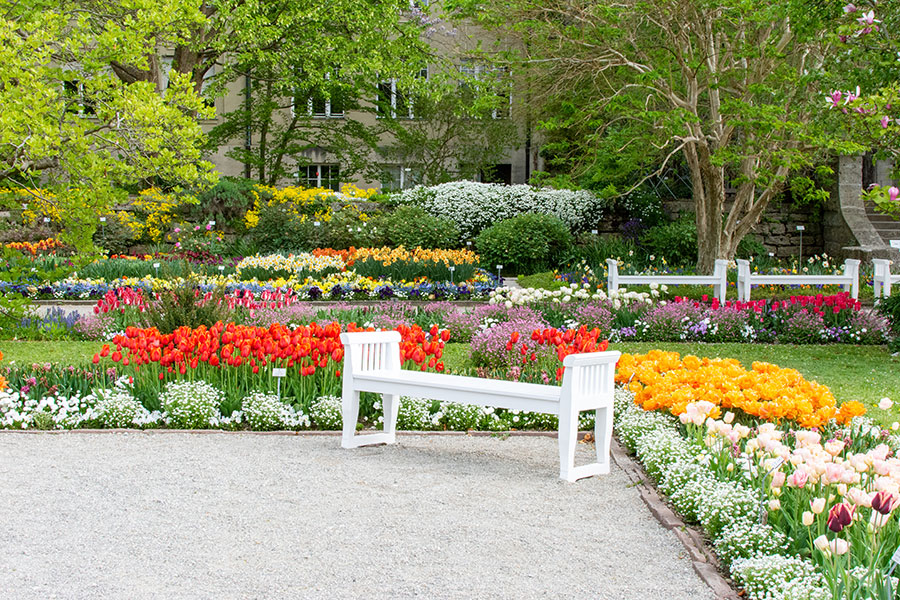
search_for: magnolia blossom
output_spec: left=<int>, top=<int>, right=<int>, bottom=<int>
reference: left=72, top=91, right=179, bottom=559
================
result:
left=889, top=187, right=900, bottom=203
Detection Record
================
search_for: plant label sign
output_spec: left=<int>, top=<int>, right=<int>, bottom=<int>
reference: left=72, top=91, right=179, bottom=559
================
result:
left=43, top=217, right=50, bottom=223
left=314, top=221, right=321, bottom=227
left=99, top=217, right=106, bottom=223
left=153, top=263, right=160, bottom=269
left=272, top=368, right=287, bottom=378
left=890, top=239, right=900, bottom=249
left=218, top=265, right=225, bottom=272
left=796, top=225, right=805, bottom=231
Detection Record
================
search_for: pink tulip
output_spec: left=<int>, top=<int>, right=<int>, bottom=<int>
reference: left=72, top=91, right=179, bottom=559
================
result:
left=789, top=470, right=809, bottom=488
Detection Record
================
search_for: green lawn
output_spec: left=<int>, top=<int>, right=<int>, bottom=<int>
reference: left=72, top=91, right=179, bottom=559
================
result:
left=5, top=339, right=899, bottom=425
left=1, top=341, right=102, bottom=367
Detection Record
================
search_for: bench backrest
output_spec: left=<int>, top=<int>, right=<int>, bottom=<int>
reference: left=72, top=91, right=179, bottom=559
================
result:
left=340, top=331, right=401, bottom=377
left=561, top=351, right=621, bottom=405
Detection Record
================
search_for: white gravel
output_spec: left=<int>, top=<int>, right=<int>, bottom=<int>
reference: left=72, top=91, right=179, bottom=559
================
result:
left=0, top=432, right=716, bottom=600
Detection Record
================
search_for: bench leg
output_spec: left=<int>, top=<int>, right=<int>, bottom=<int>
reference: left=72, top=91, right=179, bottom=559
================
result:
left=560, top=400, right=612, bottom=482
left=558, top=403, right=578, bottom=482
left=382, top=393, right=400, bottom=443
left=341, top=389, right=399, bottom=449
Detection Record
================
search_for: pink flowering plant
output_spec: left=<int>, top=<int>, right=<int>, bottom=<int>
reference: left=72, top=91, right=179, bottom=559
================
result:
left=689, top=406, right=900, bottom=598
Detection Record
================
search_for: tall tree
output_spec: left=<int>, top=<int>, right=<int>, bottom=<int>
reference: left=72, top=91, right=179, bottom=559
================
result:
left=450, top=0, right=863, bottom=271
left=0, top=1, right=215, bottom=250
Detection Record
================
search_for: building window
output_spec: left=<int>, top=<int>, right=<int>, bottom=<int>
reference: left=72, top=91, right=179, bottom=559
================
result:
left=377, top=67, right=427, bottom=119
left=380, top=165, right=422, bottom=191
left=459, top=60, right=511, bottom=119
left=301, top=164, right=340, bottom=191
left=297, top=71, right=344, bottom=118
left=63, top=80, right=95, bottom=115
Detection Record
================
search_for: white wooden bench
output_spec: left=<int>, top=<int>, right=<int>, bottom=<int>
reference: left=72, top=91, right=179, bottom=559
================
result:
left=339, top=331, right=621, bottom=482
left=735, top=258, right=860, bottom=302
left=606, top=258, right=729, bottom=302
left=873, top=259, right=900, bottom=298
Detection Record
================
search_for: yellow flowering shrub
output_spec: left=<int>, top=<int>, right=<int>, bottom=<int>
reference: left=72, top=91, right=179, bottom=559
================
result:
left=0, top=187, right=62, bottom=224
left=244, top=185, right=335, bottom=229
left=615, top=350, right=861, bottom=429
left=131, top=188, right=191, bottom=243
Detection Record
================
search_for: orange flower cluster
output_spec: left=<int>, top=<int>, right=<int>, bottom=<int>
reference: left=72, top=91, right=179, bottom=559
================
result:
left=312, top=248, right=353, bottom=266
left=6, top=238, right=65, bottom=255
left=0, top=350, right=6, bottom=390
left=615, top=350, right=862, bottom=429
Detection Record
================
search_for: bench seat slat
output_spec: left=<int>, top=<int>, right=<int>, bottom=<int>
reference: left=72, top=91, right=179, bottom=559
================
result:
left=354, top=370, right=564, bottom=414
left=618, top=275, right=719, bottom=285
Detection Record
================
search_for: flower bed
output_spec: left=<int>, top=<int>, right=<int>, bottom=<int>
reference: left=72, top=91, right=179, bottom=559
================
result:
left=616, top=350, right=864, bottom=428
left=617, top=384, right=900, bottom=599
left=489, top=287, right=889, bottom=345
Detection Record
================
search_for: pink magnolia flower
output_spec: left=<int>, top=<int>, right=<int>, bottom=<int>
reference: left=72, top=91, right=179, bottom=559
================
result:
left=857, top=10, right=879, bottom=25
left=881, top=116, right=891, bottom=128
left=889, top=186, right=900, bottom=202
left=827, top=90, right=843, bottom=108
left=843, top=3, right=857, bottom=12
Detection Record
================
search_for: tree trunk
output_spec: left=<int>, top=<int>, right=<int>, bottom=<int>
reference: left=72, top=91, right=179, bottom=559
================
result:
left=685, top=142, right=727, bottom=274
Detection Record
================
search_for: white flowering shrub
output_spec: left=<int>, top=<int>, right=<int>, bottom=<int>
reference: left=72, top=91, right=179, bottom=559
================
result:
left=396, top=396, right=435, bottom=430
left=242, top=392, right=311, bottom=431
left=695, top=479, right=759, bottom=540
left=658, top=460, right=715, bottom=522
left=160, top=380, right=224, bottom=429
left=731, top=554, right=828, bottom=600
left=489, top=284, right=657, bottom=308
left=441, top=401, right=484, bottom=430
left=0, top=390, right=94, bottom=430
left=397, top=181, right=609, bottom=240
left=93, top=388, right=159, bottom=429
left=714, top=519, right=787, bottom=566
left=310, top=395, right=343, bottom=430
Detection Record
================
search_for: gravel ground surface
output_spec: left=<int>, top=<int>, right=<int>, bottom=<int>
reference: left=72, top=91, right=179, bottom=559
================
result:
left=0, top=433, right=715, bottom=600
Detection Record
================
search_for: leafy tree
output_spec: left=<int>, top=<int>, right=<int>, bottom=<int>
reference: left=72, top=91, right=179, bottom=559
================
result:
left=0, top=1, right=215, bottom=250
left=450, top=0, right=863, bottom=272
left=205, top=0, right=441, bottom=185
left=375, top=84, right=521, bottom=185
left=826, top=0, right=900, bottom=217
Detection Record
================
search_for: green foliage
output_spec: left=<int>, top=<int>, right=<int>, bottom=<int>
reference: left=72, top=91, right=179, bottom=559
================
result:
left=475, top=213, right=574, bottom=275
left=640, top=216, right=766, bottom=267
left=877, top=293, right=900, bottom=334
left=178, top=178, right=259, bottom=231
left=0, top=3, right=217, bottom=251
left=137, top=283, right=230, bottom=334
left=373, top=206, right=460, bottom=249
left=640, top=217, right=700, bottom=267
left=516, top=271, right=568, bottom=291
left=93, top=212, right=138, bottom=255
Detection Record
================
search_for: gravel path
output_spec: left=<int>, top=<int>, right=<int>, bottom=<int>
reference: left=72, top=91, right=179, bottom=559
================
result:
left=0, top=433, right=715, bottom=600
